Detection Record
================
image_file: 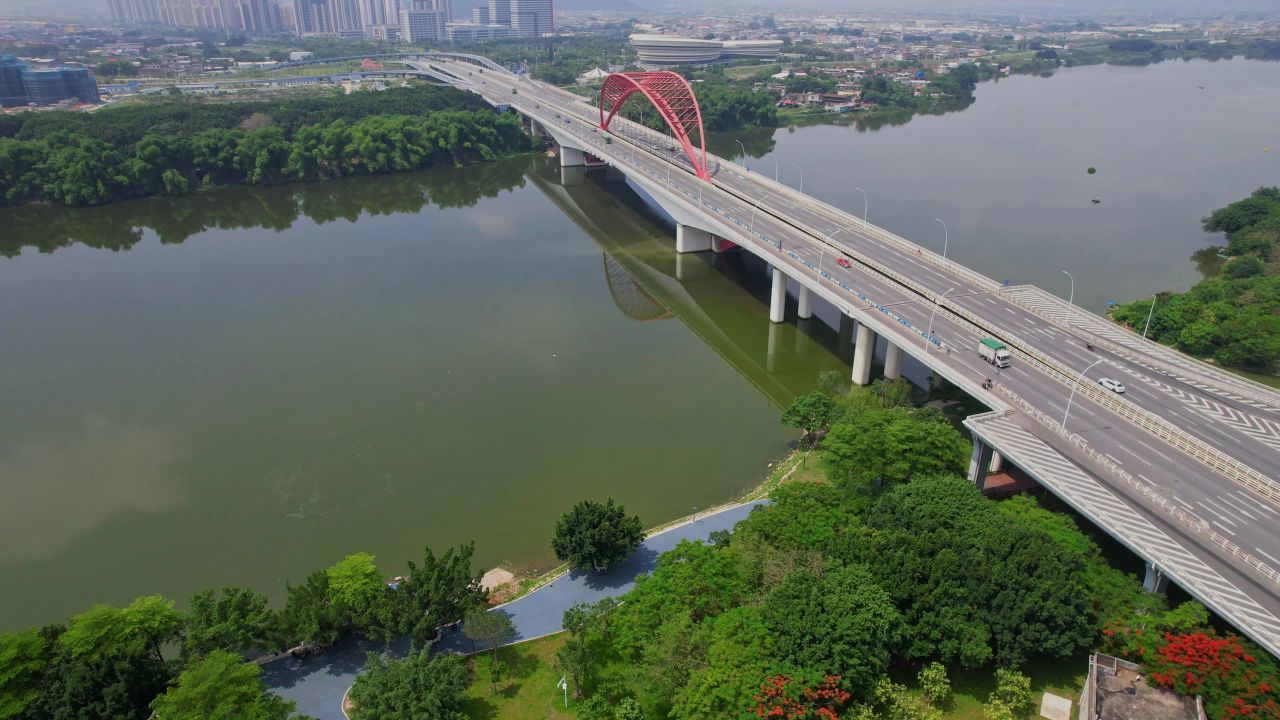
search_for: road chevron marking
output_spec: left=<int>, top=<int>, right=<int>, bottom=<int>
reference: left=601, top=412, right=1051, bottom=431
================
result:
left=967, top=412, right=1280, bottom=655
left=1103, top=360, right=1280, bottom=453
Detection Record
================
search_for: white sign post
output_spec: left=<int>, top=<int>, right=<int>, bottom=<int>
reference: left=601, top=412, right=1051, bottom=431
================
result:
left=556, top=676, right=568, bottom=708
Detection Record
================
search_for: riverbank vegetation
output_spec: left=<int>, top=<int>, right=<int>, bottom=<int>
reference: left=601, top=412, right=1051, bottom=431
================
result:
left=444, top=381, right=1279, bottom=720
left=0, top=85, right=532, bottom=208
left=0, top=544, right=485, bottom=719
left=1112, top=187, right=1280, bottom=374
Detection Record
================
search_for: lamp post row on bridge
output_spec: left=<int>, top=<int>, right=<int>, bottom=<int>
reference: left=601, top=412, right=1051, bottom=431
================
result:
left=1063, top=358, right=1105, bottom=433
left=925, top=287, right=957, bottom=351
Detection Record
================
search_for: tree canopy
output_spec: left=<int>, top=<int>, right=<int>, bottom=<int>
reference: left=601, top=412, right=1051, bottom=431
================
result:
left=348, top=650, right=469, bottom=720
left=551, top=498, right=645, bottom=572
left=1112, top=187, right=1280, bottom=373
left=148, top=651, right=297, bottom=720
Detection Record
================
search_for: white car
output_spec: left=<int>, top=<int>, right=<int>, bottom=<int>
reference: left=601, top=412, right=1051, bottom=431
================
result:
left=1098, top=378, right=1126, bottom=394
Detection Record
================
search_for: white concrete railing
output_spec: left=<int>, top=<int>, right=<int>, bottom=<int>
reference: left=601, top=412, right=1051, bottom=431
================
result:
left=690, top=159, right=1280, bottom=508
left=995, top=384, right=1280, bottom=587
left=471, top=66, right=1279, bottom=507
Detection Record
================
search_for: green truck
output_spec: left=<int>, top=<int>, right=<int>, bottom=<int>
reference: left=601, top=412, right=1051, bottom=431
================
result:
left=978, top=338, right=1012, bottom=368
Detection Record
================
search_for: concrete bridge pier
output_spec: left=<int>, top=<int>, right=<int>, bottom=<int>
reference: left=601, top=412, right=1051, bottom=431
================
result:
left=676, top=224, right=713, bottom=253
left=968, top=436, right=995, bottom=492
left=883, top=342, right=903, bottom=380
left=852, top=323, right=877, bottom=385
left=769, top=265, right=788, bottom=323
left=1143, top=563, right=1169, bottom=593
left=559, top=145, right=586, bottom=167
left=797, top=285, right=814, bottom=320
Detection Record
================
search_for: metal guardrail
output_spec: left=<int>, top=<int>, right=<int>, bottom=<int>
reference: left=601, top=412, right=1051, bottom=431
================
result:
left=466, top=66, right=1280, bottom=508
left=1001, top=285, right=1280, bottom=408
left=691, top=150, right=1280, bottom=510
left=994, top=385, right=1280, bottom=587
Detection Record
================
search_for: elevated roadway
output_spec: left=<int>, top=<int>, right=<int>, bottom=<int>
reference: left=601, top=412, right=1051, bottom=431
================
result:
left=412, top=54, right=1280, bottom=657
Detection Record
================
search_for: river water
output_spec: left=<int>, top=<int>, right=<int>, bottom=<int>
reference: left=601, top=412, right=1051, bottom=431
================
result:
left=2, top=58, right=1277, bottom=630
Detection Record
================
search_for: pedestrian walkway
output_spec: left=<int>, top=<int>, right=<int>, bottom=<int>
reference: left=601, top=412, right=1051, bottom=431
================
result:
left=265, top=500, right=767, bottom=720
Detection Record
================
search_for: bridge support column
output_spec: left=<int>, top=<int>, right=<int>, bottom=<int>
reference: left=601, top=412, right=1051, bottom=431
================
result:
left=559, top=145, right=585, bottom=167
left=769, top=266, right=787, bottom=323
left=968, top=436, right=995, bottom=491
left=676, top=224, right=713, bottom=253
left=797, top=285, right=813, bottom=320
left=851, top=324, right=876, bottom=386
left=1143, top=563, right=1169, bottom=593
left=883, top=342, right=902, bottom=380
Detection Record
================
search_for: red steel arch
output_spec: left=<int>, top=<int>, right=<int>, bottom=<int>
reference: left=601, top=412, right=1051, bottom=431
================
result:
left=598, top=71, right=711, bottom=181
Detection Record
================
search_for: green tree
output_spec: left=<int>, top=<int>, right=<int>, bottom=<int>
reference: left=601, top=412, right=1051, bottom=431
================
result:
left=780, top=391, right=836, bottom=446
left=987, top=668, right=1033, bottom=718
left=551, top=498, right=644, bottom=572
left=917, top=662, right=951, bottom=707
left=183, top=587, right=276, bottom=661
left=463, top=607, right=514, bottom=693
left=763, top=564, right=903, bottom=696
left=280, top=570, right=345, bottom=647
left=0, top=629, right=53, bottom=720
left=59, top=595, right=183, bottom=665
left=1225, top=254, right=1265, bottom=279
left=348, top=650, right=469, bottom=720
left=326, top=552, right=383, bottom=617
left=821, top=408, right=968, bottom=491
left=370, top=543, right=485, bottom=645
left=149, top=651, right=297, bottom=720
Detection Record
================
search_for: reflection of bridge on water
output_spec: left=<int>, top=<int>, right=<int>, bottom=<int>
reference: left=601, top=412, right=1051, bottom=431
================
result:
left=602, top=254, right=672, bottom=323
left=524, top=159, right=849, bottom=410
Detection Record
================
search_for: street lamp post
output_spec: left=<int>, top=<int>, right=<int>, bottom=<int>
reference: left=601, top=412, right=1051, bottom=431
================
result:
left=734, top=139, right=748, bottom=172
left=925, top=286, right=957, bottom=350
left=1142, top=293, right=1158, bottom=339
left=935, top=218, right=949, bottom=260
left=1063, top=358, right=1105, bottom=432
left=774, top=155, right=779, bottom=182
left=819, top=228, right=844, bottom=278
left=855, top=186, right=868, bottom=222
left=749, top=194, right=770, bottom=236
left=1062, top=270, right=1076, bottom=327
left=791, top=162, right=804, bottom=194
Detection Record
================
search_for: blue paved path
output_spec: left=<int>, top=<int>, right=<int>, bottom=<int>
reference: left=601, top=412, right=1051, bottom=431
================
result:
left=266, top=500, right=766, bottom=720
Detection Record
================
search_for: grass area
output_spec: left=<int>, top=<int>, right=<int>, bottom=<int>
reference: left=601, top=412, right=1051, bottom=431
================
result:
left=462, top=633, right=1085, bottom=720
left=463, top=634, right=575, bottom=720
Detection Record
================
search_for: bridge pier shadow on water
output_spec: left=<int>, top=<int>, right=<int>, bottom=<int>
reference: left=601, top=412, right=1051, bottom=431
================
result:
left=527, top=156, right=937, bottom=404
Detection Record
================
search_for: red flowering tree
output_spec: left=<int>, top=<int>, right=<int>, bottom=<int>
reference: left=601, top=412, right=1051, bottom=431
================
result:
left=752, top=674, right=851, bottom=719
left=1145, top=632, right=1279, bottom=719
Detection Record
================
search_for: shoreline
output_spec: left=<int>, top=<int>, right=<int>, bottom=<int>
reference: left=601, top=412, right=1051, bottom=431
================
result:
left=484, top=446, right=808, bottom=606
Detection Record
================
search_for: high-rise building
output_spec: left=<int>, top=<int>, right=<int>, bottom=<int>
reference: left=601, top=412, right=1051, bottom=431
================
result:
left=357, top=0, right=397, bottom=35
left=0, top=55, right=28, bottom=107
left=400, top=4, right=444, bottom=42
left=236, top=0, right=287, bottom=33
left=486, top=0, right=508, bottom=27
left=294, top=0, right=335, bottom=34
left=18, top=67, right=100, bottom=105
left=329, top=0, right=363, bottom=35
left=107, top=0, right=162, bottom=24
left=446, top=21, right=508, bottom=40
left=505, top=0, right=551, bottom=37
left=470, top=5, right=487, bottom=24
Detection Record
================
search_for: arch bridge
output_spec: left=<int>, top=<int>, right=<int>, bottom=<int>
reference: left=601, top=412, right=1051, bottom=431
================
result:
left=598, top=71, right=711, bottom=181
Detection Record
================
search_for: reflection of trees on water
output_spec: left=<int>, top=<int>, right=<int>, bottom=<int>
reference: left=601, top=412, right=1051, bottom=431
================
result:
left=602, top=253, right=672, bottom=322
left=0, top=158, right=530, bottom=258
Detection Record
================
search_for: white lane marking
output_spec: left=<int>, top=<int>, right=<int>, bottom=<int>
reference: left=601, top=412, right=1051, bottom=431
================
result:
left=1206, top=423, right=1246, bottom=445
left=1106, top=454, right=1125, bottom=466
left=1203, top=496, right=1243, bottom=522
left=1137, top=473, right=1155, bottom=486
left=1172, top=495, right=1196, bottom=512
left=1004, top=308, right=1017, bottom=315
left=1242, top=491, right=1278, bottom=515
left=985, top=298, right=997, bottom=305
left=1215, top=494, right=1258, bottom=521
left=1256, top=547, right=1280, bottom=567
left=1195, top=500, right=1237, bottom=526
left=1215, top=521, right=1238, bottom=536
left=1116, top=443, right=1153, bottom=466
left=1135, top=438, right=1164, bottom=457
